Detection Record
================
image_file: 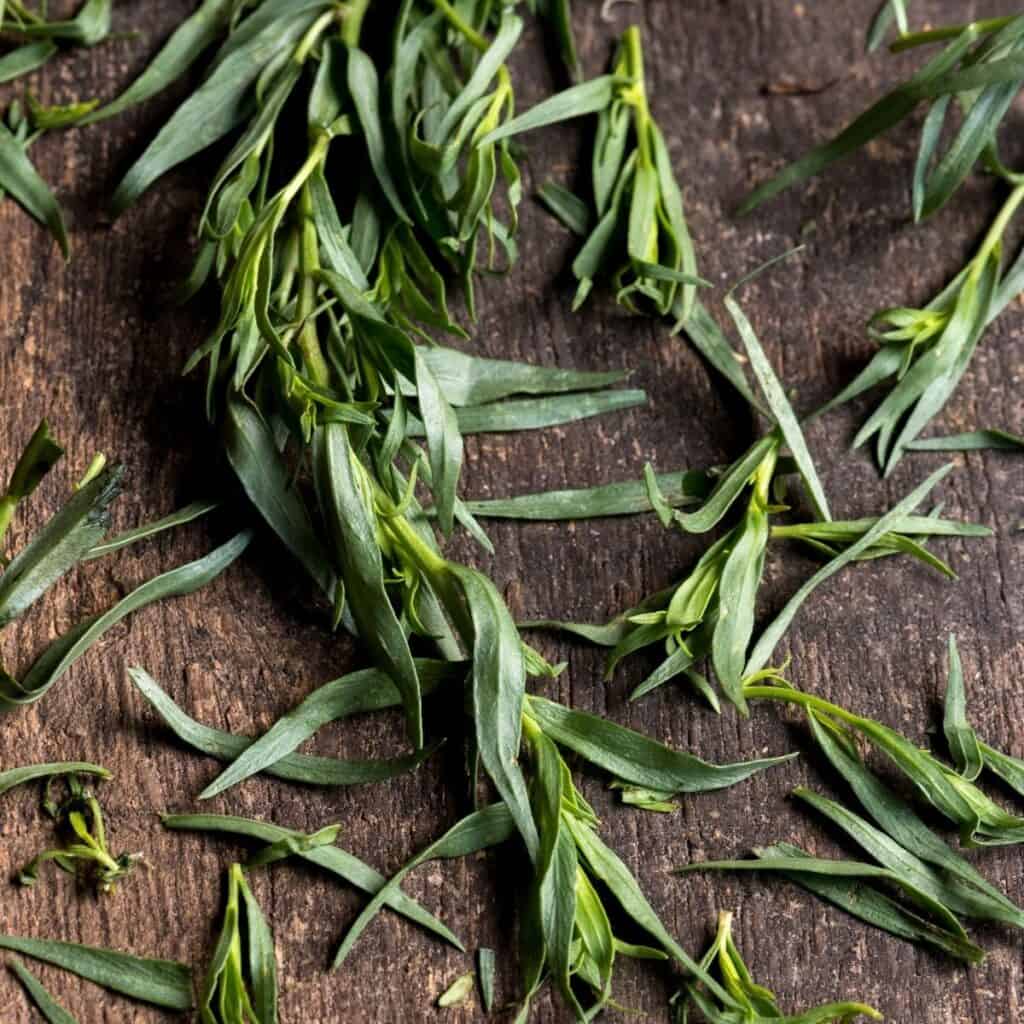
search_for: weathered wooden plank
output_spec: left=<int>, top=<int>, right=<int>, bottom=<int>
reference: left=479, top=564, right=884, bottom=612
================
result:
left=1, top=1, right=1021, bottom=1021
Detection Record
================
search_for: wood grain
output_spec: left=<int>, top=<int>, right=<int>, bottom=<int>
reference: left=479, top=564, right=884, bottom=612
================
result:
left=1, top=1, right=1022, bottom=1021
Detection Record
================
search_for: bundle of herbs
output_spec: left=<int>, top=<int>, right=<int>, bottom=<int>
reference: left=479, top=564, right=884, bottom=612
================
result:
left=87, top=4, right=813, bottom=1017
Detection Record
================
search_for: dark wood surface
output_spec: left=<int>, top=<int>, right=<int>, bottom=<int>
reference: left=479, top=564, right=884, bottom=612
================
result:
left=2, top=1, right=1022, bottom=1021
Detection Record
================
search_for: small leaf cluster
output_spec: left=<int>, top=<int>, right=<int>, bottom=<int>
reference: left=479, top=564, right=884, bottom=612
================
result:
left=742, top=14, right=1024, bottom=469
left=199, top=864, right=278, bottom=1024
left=0, top=420, right=246, bottom=712
left=681, top=639, right=1024, bottom=966
left=674, top=910, right=880, bottom=1023
left=523, top=298, right=988, bottom=714
left=17, top=772, right=141, bottom=895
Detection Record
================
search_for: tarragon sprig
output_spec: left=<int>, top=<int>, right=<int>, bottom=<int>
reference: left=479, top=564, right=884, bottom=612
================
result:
left=743, top=14, right=1024, bottom=470
left=493, top=25, right=703, bottom=323
left=199, top=864, right=278, bottom=1024
left=0, top=419, right=245, bottom=712
left=522, top=300, right=988, bottom=710
left=327, top=698, right=791, bottom=1022
left=0, top=0, right=121, bottom=252
left=17, top=772, right=142, bottom=895
left=103, top=3, right=650, bottom=802
left=674, top=910, right=880, bottom=1023
left=744, top=672, right=1024, bottom=848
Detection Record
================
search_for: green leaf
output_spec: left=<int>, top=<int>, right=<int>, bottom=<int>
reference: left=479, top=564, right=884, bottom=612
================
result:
left=943, top=635, right=984, bottom=781
left=0, top=419, right=64, bottom=544
left=0, top=466, right=122, bottom=628
left=673, top=434, right=777, bottom=533
left=13, top=0, right=111, bottom=45
left=223, top=399, right=335, bottom=598
left=919, top=80, right=1019, bottom=220
left=0, top=121, right=67, bottom=256
left=564, top=816, right=742, bottom=1010
left=480, top=75, right=617, bottom=148
left=677, top=845, right=984, bottom=963
left=538, top=181, right=591, bottom=235
left=199, top=863, right=276, bottom=1023
left=532, top=0, right=580, bottom=80
left=240, top=869, right=277, bottom=1023
left=194, top=659, right=458, bottom=798
left=463, top=468, right=712, bottom=521
left=9, top=959, right=79, bottom=1024
left=744, top=463, right=954, bottom=677
left=980, top=740, right=1024, bottom=799
left=738, top=30, right=976, bottom=214
left=906, top=428, right=1024, bottom=451
left=0, top=936, right=192, bottom=1010
left=331, top=804, right=516, bottom=970
left=0, top=531, right=250, bottom=711
left=712, top=509, right=769, bottom=710
left=414, top=349, right=462, bottom=535
left=679, top=910, right=881, bottom=1023
left=855, top=246, right=1001, bottom=473
left=314, top=422, right=422, bottom=748
left=414, top=347, right=628, bottom=407
left=245, top=823, right=341, bottom=869
left=725, top=294, right=831, bottom=521
left=129, top=666, right=441, bottom=789
left=794, top=784, right=1019, bottom=932
left=84, top=500, right=218, bottom=560
left=0, top=41, right=57, bottom=85
left=405, top=388, right=646, bottom=438
left=526, top=695, right=793, bottom=793
left=162, top=813, right=460, bottom=948
left=746, top=680, right=1024, bottom=846
left=805, top=710, right=1024, bottom=928
left=680, top=300, right=764, bottom=412
left=453, top=566, right=539, bottom=861
left=348, top=45, right=412, bottom=224
left=111, top=2, right=331, bottom=213
left=477, top=947, right=496, bottom=1012
left=82, top=0, right=237, bottom=124
left=866, top=0, right=909, bottom=52
left=5, top=419, right=63, bottom=502
left=437, top=971, right=475, bottom=1008
left=0, top=762, right=109, bottom=797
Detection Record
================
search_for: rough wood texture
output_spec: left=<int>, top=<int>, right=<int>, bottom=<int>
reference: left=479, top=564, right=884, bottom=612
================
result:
left=1, top=1, right=1022, bottom=1020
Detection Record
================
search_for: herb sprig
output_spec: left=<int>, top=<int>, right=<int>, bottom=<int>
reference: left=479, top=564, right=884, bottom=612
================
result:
left=18, top=772, right=142, bottom=895
left=743, top=14, right=1024, bottom=470
left=0, top=419, right=245, bottom=712
left=674, top=910, right=881, bottom=1023
left=199, top=864, right=277, bottom=1024
left=743, top=671, right=1024, bottom=847
left=523, top=297, right=987, bottom=710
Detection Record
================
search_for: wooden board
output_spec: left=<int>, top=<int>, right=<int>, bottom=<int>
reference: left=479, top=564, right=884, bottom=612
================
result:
left=1, top=1, right=1022, bottom=1020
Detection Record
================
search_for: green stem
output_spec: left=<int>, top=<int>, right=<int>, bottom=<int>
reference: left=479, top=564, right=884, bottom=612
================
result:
left=431, top=0, right=488, bottom=52
left=621, top=26, right=652, bottom=166
left=0, top=496, right=16, bottom=549
left=970, top=182, right=1024, bottom=277
left=890, top=17, right=1015, bottom=52
left=295, top=182, right=331, bottom=387
left=341, top=0, right=370, bottom=47
left=743, top=684, right=865, bottom=729
left=4, top=2, right=45, bottom=27
left=373, top=487, right=475, bottom=648
left=295, top=7, right=339, bottom=62
left=750, top=444, right=777, bottom=509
